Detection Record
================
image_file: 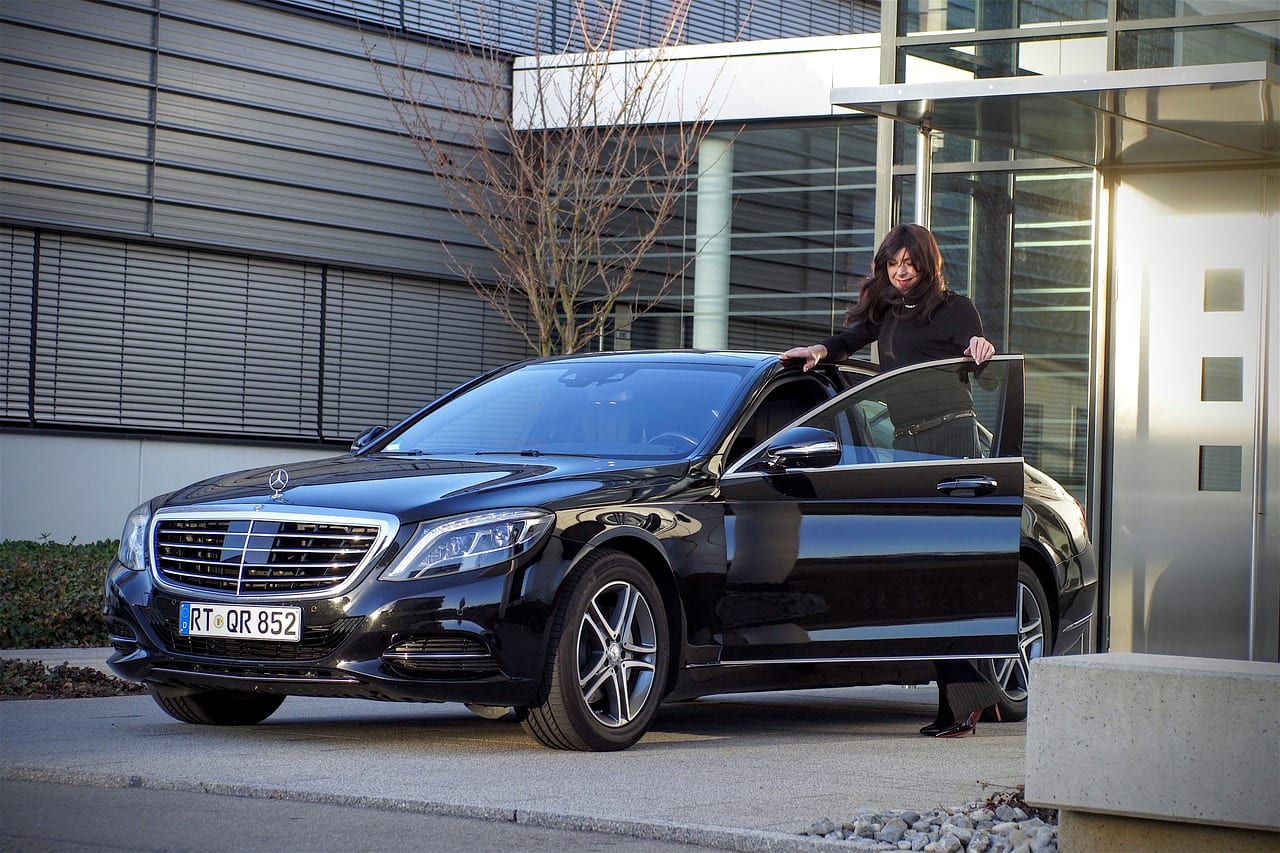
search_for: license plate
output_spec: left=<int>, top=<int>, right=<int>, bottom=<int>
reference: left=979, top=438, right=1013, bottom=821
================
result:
left=179, top=602, right=302, bottom=642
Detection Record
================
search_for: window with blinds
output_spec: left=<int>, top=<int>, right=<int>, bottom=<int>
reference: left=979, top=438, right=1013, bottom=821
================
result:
left=0, top=229, right=531, bottom=442
left=0, top=227, right=35, bottom=421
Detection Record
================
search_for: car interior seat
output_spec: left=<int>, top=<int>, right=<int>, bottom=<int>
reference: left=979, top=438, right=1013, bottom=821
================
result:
left=728, top=379, right=831, bottom=464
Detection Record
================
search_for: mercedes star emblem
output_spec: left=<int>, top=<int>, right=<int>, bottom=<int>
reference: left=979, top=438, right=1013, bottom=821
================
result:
left=268, top=468, right=289, bottom=500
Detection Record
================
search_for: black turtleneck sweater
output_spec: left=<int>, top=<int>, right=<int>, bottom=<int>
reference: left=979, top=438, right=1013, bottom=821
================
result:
left=819, top=292, right=985, bottom=371
left=819, top=293, right=988, bottom=425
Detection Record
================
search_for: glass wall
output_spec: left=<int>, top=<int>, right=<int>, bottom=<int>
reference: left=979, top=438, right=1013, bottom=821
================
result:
left=898, top=0, right=1107, bottom=35
left=892, top=163, right=1093, bottom=499
left=886, top=0, right=1280, bottom=504
left=1116, top=20, right=1280, bottom=68
left=630, top=121, right=881, bottom=354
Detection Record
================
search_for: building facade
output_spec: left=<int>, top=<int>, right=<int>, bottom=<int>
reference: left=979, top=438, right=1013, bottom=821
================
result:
left=2, top=0, right=1277, bottom=661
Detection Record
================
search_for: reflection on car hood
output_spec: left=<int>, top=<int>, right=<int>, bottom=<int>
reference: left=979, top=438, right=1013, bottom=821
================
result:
left=163, top=453, right=689, bottom=519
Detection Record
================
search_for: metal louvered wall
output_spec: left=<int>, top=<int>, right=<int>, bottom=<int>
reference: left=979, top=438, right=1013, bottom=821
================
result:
left=0, top=225, right=524, bottom=440
left=280, top=0, right=880, bottom=54
left=1, top=0, right=496, bottom=276
left=0, top=0, right=879, bottom=444
left=0, top=0, right=534, bottom=440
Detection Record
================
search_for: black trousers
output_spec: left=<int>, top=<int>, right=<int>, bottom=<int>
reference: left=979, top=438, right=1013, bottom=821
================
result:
left=934, top=659, right=1000, bottom=722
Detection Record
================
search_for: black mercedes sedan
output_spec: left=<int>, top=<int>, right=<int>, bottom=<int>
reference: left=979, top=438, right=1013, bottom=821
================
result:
left=105, top=350, right=1097, bottom=751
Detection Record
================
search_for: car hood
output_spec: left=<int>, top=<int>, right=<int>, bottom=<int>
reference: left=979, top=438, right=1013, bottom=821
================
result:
left=160, top=453, right=693, bottom=520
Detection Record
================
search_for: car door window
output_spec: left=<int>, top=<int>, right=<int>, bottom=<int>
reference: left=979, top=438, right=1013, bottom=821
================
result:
left=735, top=357, right=1022, bottom=470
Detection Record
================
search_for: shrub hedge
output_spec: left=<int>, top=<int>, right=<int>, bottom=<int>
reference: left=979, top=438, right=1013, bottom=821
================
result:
left=0, top=539, right=117, bottom=648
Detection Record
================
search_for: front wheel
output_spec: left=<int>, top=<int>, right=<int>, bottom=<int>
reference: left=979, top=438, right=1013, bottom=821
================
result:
left=521, top=549, right=669, bottom=751
left=982, top=562, right=1052, bottom=722
left=150, top=686, right=284, bottom=725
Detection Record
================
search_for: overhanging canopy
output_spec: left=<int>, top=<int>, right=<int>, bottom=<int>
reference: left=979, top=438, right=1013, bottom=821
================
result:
left=831, top=61, right=1280, bottom=169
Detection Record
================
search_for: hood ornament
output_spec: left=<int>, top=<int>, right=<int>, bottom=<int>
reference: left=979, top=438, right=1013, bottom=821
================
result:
left=268, top=468, right=290, bottom=501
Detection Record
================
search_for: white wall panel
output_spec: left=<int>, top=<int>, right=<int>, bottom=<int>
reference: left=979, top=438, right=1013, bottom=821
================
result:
left=0, top=431, right=336, bottom=543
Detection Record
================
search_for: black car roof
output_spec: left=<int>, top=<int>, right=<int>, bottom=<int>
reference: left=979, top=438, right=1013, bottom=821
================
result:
left=520, top=349, right=783, bottom=367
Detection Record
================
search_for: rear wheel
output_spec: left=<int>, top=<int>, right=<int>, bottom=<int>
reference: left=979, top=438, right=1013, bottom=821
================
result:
left=521, top=549, right=669, bottom=751
left=983, top=562, right=1052, bottom=723
left=150, top=687, right=284, bottom=726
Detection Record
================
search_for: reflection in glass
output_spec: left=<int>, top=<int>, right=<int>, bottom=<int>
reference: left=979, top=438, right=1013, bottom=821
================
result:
left=898, top=0, right=1107, bottom=35
left=632, top=122, right=880, bottom=353
left=1118, top=1, right=1280, bottom=20
left=1117, top=21, right=1280, bottom=68
left=904, top=170, right=1091, bottom=500
left=902, top=35, right=1108, bottom=82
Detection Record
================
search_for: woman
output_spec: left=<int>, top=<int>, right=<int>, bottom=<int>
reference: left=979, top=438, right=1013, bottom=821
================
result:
left=781, top=223, right=998, bottom=738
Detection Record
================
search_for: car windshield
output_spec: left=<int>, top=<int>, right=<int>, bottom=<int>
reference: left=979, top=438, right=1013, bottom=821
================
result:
left=381, top=360, right=754, bottom=459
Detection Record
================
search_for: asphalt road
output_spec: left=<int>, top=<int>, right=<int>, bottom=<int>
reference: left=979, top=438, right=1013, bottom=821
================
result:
left=1, top=778, right=712, bottom=852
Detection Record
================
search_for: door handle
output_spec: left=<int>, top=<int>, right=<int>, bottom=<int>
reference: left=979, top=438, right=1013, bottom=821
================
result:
left=936, top=475, right=998, bottom=497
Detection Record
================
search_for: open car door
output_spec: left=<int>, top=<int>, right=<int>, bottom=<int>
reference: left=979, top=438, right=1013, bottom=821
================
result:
left=715, top=355, right=1024, bottom=665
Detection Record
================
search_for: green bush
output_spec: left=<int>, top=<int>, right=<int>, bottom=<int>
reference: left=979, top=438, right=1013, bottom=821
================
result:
left=0, top=539, right=117, bottom=648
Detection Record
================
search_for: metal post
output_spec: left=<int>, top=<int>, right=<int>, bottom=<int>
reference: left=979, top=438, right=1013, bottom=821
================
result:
left=692, top=136, right=734, bottom=350
left=914, top=106, right=934, bottom=228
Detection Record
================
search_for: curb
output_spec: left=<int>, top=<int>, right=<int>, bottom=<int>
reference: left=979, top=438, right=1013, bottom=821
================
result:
left=1, top=765, right=874, bottom=852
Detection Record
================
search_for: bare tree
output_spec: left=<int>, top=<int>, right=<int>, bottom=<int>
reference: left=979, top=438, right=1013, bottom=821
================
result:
left=369, top=0, right=730, bottom=355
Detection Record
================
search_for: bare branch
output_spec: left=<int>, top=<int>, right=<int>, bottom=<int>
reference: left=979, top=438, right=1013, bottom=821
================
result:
left=367, top=0, right=735, bottom=355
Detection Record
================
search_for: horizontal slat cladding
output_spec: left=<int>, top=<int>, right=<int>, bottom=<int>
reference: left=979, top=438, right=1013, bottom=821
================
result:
left=1, top=102, right=151, bottom=157
left=0, top=183, right=150, bottom=233
left=274, top=0, right=871, bottom=53
left=0, top=227, right=35, bottom=420
left=0, top=20, right=154, bottom=83
left=0, top=63, right=152, bottom=121
left=1, top=0, right=155, bottom=44
left=148, top=5, right=497, bottom=275
left=3, top=0, right=505, bottom=277
left=2, top=142, right=150, bottom=197
left=150, top=203, right=485, bottom=279
left=1, top=3, right=156, bottom=234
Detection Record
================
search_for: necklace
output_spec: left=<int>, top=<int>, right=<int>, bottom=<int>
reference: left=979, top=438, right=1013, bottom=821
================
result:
left=903, top=302, right=917, bottom=309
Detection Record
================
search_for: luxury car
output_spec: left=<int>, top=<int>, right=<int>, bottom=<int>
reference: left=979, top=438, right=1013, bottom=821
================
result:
left=105, top=350, right=1097, bottom=751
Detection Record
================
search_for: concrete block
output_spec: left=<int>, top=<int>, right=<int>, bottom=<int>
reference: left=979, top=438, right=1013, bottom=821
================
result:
left=1024, top=652, right=1280, bottom=831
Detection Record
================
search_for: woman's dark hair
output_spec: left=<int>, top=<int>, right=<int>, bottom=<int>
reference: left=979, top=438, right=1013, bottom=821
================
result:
left=845, top=223, right=950, bottom=327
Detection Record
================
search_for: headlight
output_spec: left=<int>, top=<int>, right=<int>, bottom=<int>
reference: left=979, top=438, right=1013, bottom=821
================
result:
left=381, top=509, right=555, bottom=581
left=116, top=502, right=152, bottom=572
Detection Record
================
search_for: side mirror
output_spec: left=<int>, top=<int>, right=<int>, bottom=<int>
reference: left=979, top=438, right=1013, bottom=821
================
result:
left=350, top=425, right=388, bottom=452
left=763, top=427, right=841, bottom=470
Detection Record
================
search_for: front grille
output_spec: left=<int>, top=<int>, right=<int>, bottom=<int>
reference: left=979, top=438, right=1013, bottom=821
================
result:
left=154, top=517, right=382, bottom=595
left=148, top=609, right=363, bottom=661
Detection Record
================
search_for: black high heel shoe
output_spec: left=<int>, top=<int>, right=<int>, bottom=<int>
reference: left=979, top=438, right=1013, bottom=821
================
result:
left=934, top=709, right=982, bottom=738
left=919, top=719, right=951, bottom=736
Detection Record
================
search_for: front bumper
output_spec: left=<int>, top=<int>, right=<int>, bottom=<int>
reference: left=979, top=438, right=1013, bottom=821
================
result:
left=103, top=556, right=554, bottom=707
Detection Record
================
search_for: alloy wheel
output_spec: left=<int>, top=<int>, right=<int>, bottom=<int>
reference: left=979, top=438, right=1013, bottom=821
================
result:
left=575, top=579, right=659, bottom=728
left=992, top=579, right=1045, bottom=704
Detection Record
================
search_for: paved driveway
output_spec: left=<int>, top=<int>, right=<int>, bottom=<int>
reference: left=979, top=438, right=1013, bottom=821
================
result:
left=0, top=683, right=1028, bottom=849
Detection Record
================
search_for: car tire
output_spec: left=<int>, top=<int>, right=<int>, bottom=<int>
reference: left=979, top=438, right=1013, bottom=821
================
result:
left=521, top=549, right=669, bottom=751
left=149, top=687, right=285, bottom=726
left=982, top=562, right=1052, bottom=723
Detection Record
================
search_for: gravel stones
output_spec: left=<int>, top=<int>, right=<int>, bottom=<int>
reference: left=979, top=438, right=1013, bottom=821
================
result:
left=804, top=801, right=1059, bottom=853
